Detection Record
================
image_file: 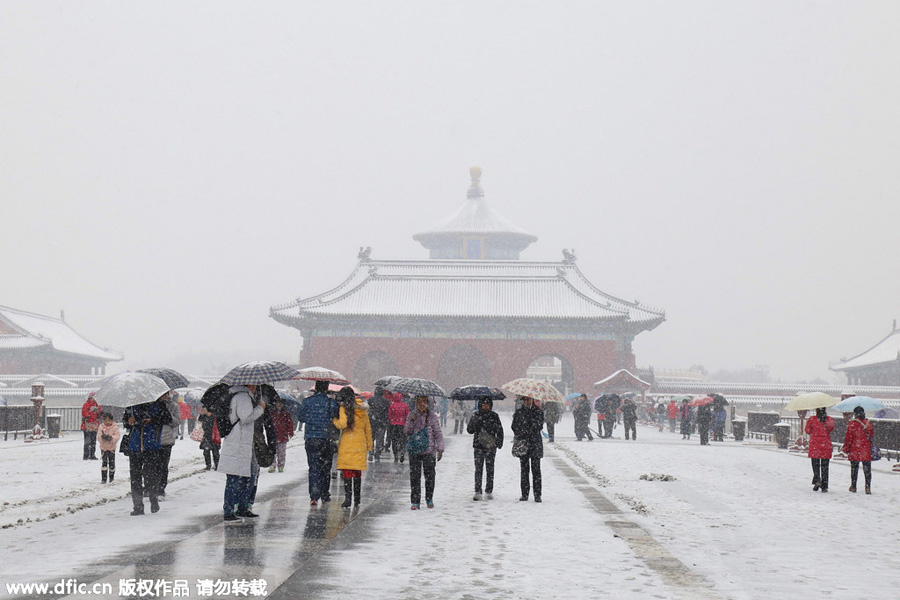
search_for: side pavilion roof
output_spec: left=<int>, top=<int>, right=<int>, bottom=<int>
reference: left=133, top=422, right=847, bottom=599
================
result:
left=271, top=256, right=665, bottom=328
left=831, top=327, right=900, bottom=371
left=0, top=305, right=123, bottom=362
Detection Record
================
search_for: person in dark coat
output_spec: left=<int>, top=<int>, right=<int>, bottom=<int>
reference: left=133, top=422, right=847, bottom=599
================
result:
left=679, top=399, right=692, bottom=440
left=621, top=397, right=637, bottom=440
left=368, top=388, right=390, bottom=462
left=467, top=396, right=504, bottom=501
left=197, top=406, right=220, bottom=470
left=842, top=406, right=874, bottom=494
left=696, top=403, right=712, bottom=445
left=805, top=407, right=834, bottom=492
left=512, top=396, right=544, bottom=502
left=543, top=400, right=562, bottom=443
left=298, top=380, right=338, bottom=505
left=124, top=395, right=172, bottom=516
left=572, top=394, right=593, bottom=441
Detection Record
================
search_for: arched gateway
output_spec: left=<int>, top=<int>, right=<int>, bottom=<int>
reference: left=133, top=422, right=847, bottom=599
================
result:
left=270, top=168, right=665, bottom=393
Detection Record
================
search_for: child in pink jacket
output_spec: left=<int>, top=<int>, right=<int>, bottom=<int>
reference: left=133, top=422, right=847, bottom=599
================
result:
left=97, top=412, right=121, bottom=484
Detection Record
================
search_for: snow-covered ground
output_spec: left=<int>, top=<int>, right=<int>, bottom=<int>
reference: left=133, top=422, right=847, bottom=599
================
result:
left=2, top=415, right=898, bottom=599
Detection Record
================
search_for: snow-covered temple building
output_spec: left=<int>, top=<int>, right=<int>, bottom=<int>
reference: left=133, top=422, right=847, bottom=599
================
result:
left=270, top=168, right=665, bottom=393
left=831, top=322, right=900, bottom=386
left=0, top=305, right=123, bottom=375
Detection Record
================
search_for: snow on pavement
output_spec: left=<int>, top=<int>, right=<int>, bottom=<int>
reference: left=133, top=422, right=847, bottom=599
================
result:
left=2, top=415, right=899, bottom=599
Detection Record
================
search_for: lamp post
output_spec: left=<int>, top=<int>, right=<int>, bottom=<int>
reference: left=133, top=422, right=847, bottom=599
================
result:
left=30, top=382, right=45, bottom=429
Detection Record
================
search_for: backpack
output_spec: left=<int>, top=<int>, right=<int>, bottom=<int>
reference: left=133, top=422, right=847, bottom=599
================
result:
left=201, top=383, right=237, bottom=439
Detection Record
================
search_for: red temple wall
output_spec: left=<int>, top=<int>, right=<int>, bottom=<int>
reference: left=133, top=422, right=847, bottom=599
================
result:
left=302, top=336, right=634, bottom=394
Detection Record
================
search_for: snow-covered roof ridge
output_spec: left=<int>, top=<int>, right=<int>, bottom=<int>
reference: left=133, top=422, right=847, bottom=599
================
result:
left=0, top=304, right=123, bottom=362
left=830, top=327, right=900, bottom=371
left=412, top=167, right=537, bottom=241
left=594, top=369, right=652, bottom=388
left=270, top=255, right=665, bottom=326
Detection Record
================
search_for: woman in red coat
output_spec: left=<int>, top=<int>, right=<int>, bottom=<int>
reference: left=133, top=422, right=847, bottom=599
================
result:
left=842, top=406, right=874, bottom=494
left=805, top=407, right=834, bottom=492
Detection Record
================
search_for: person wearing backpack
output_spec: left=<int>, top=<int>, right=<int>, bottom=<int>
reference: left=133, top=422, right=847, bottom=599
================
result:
left=298, top=380, right=338, bottom=506
left=467, top=396, right=504, bottom=501
left=124, top=395, right=172, bottom=516
left=219, top=384, right=266, bottom=521
left=404, top=395, right=444, bottom=510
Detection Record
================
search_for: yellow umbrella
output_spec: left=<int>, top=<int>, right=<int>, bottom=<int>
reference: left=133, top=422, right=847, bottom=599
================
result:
left=784, top=392, right=838, bottom=411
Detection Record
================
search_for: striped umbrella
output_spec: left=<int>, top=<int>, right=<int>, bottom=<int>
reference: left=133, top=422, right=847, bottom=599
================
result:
left=220, top=361, right=302, bottom=385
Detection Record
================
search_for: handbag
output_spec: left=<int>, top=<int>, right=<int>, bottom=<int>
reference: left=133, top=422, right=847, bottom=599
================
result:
left=211, top=419, right=222, bottom=446
left=254, top=423, right=275, bottom=468
left=189, top=421, right=204, bottom=442
left=864, top=425, right=881, bottom=461
left=476, top=428, right=496, bottom=450
left=118, top=432, right=130, bottom=454
left=406, top=426, right=429, bottom=455
left=511, top=436, right=528, bottom=458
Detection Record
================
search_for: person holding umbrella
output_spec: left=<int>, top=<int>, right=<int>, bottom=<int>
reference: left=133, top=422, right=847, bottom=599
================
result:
left=512, top=396, right=544, bottom=502
left=219, top=383, right=267, bottom=521
left=805, top=407, right=834, bottom=493
left=124, top=395, right=173, bottom=515
left=842, top=406, right=875, bottom=494
left=404, top=395, right=444, bottom=509
left=467, top=395, right=504, bottom=500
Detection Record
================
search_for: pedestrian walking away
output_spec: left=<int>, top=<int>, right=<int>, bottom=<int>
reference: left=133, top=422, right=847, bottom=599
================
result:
left=197, top=406, right=221, bottom=471
left=543, top=399, right=562, bottom=443
left=298, top=380, right=338, bottom=506
left=368, top=387, right=390, bottom=462
left=333, top=387, right=373, bottom=508
left=219, top=384, right=266, bottom=521
left=667, top=398, right=678, bottom=433
left=467, top=396, right=504, bottom=500
left=679, top=399, right=692, bottom=440
left=269, top=397, right=295, bottom=472
left=388, top=392, right=410, bottom=463
left=696, top=403, right=712, bottom=446
left=842, top=406, right=874, bottom=495
left=621, top=396, right=638, bottom=441
left=806, top=407, right=834, bottom=493
left=512, top=396, right=544, bottom=502
left=97, top=412, right=121, bottom=484
left=404, top=395, right=445, bottom=510
left=154, top=392, right=182, bottom=498
left=572, top=394, right=593, bottom=441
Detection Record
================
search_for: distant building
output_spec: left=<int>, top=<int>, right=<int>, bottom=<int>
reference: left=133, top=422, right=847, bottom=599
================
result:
left=831, top=322, right=900, bottom=386
left=0, top=305, right=123, bottom=375
left=270, top=167, right=665, bottom=393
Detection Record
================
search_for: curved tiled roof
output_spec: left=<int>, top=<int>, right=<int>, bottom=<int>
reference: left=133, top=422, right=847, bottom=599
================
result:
left=0, top=305, right=123, bottom=362
left=830, top=328, right=900, bottom=371
left=271, top=258, right=665, bottom=326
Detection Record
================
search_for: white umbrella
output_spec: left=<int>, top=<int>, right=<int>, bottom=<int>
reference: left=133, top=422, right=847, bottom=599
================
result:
left=296, top=366, right=349, bottom=384
left=784, top=392, right=838, bottom=411
left=93, top=372, right=171, bottom=408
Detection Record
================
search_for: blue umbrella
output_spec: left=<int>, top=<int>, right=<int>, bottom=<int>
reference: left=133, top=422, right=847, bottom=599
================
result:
left=832, top=396, right=885, bottom=413
left=566, top=392, right=585, bottom=401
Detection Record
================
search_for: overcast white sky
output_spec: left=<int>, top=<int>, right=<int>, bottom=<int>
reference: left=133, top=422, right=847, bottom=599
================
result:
left=3, top=2, right=899, bottom=382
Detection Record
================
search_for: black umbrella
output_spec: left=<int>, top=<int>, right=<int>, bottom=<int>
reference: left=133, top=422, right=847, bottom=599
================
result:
left=385, top=377, right=446, bottom=398
left=710, top=393, right=729, bottom=407
left=373, top=375, right=403, bottom=388
left=449, top=385, right=506, bottom=402
left=137, top=367, right=190, bottom=390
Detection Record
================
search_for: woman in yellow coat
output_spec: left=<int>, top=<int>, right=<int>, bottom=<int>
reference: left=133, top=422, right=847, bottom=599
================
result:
left=333, top=386, right=373, bottom=507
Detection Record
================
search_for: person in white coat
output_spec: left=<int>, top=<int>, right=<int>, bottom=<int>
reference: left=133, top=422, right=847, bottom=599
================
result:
left=219, top=384, right=266, bottom=522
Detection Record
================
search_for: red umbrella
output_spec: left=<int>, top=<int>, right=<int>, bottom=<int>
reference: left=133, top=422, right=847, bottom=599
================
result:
left=689, top=396, right=715, bottom=407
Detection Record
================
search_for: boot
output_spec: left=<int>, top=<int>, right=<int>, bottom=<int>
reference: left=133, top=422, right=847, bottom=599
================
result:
left=150, top=496, right=160, bottom=513
left=353, top=477, right=361, bottom=506
left=341, top=479, right=352, bottom=508
left=109, top=470, right=115, bottom=483
left=131, top=492, right=144, bottom=516
left=101, top=467, right=107, bottom=484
